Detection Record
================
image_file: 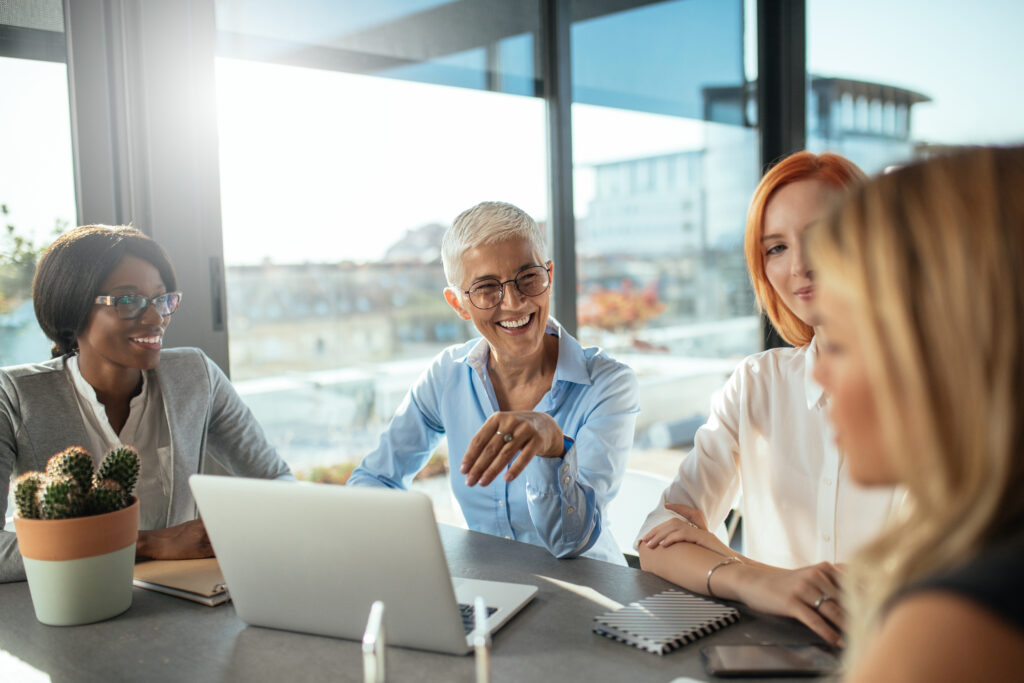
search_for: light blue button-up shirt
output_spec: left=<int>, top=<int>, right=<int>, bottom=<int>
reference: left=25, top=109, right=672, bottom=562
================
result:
left=348, top=318, right=639, bottom=565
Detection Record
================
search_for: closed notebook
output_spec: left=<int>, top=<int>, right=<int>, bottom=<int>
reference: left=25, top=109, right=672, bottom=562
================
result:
left=593, top=589, right=739, bottom=655
left=133, top=558, right=230, bottom=607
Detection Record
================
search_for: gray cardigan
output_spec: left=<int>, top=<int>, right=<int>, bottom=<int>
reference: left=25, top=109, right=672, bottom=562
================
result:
left=0, top=347, right=293, bottom=582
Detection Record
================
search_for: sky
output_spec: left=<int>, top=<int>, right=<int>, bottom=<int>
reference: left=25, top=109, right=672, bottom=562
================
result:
left=2, top=0, right=1023, bottom=265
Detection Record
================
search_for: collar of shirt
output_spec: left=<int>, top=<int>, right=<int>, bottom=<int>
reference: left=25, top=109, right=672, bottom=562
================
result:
left=455, top=317, right=593, bottom=394
left=803, top=336, right=827, bottom=411
left=66, top=354, right=150, bottom=444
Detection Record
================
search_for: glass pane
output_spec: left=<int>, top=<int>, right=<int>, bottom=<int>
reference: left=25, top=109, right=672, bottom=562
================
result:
left=571, top=0, right=760, bottom=488
left=807, top=1, right=1024, bottom=173
left=0, top=55, right=76, bottom=366
left=216, top=0, right=539, bottom=96
left=214, top=3, right=547, bottom=517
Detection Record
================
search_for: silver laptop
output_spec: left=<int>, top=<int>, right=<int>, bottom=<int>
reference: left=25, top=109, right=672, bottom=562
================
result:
left=189, top=475, right=537, bottom=655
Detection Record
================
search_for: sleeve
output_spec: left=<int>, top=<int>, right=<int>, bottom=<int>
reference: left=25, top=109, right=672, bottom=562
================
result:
left=633, top=361, right=746, bottom=549
left=203, top=354, right=295, bottom=481
left=0, top=373, right=26, bottom=582
left=346, top=358, right=446, bottom=490
left=523, top=360, right=640, bottom=558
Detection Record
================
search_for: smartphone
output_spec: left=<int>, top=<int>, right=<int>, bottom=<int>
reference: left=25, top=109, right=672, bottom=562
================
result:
left=701, top=644, right=839, bottom=678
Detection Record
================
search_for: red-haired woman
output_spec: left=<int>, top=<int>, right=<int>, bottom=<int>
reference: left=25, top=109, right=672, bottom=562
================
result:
left=637, top=152, right=902, bottom=645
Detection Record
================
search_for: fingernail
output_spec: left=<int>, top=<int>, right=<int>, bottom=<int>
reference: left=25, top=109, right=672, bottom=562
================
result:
left=460, top=463, right=468, bottom=474
left=465, top=475, right=476, bottom=486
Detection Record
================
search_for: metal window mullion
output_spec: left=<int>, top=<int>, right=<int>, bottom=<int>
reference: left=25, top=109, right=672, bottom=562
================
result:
left=540, top=0, right=576, bottom=336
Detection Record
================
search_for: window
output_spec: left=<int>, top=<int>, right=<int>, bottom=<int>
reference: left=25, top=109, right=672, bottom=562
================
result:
left=0, top=3, right=75, bottom=366
left=214, top=2, right=546, bottom=511
left=807, top=1, right=1024, bottom=173
left=572, top=0, right=760, bottom=478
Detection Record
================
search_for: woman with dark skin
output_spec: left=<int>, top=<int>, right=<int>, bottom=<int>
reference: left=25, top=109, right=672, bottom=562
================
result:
left=1, top=225, right=292, bottom=582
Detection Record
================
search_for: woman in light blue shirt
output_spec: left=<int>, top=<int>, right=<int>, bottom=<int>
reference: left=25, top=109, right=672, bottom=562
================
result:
left=348, top=201, right=639, bottom=564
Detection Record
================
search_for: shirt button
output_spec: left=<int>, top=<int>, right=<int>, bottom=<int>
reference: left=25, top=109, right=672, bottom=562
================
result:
left=498, top=500, right=503, bottom=506
left=823, top=533, right=832, bottom=542
left=567, top=507, right=575, bottom=514
left=504, top=536, right=511, bottom=540
left=563, top=476, right=570, bottom=484
left=823, top=478, right=834, bottom=486
left=562, top=465, right=569, bottom=473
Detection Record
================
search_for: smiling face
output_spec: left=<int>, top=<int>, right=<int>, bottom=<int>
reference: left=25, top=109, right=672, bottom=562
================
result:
left=444, top=239, right=552, bottom=366
left=77, top=254, right=171, bottom=374
left=762, top=179, right=840, bottom=326
left=812, top=281, right=895, bottom=486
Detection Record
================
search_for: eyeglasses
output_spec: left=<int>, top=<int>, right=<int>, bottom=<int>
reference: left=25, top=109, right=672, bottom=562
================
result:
left=93, top=292, right=182, bottom=319
left=463, top=265, right=551, bottom=310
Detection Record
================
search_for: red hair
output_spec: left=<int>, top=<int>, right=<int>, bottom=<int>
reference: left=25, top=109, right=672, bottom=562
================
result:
left=744, top=151, right=866, bottom=346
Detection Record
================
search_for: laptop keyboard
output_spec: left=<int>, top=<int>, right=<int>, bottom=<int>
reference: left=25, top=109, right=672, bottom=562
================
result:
left=458, top=602, right=498, bottom=633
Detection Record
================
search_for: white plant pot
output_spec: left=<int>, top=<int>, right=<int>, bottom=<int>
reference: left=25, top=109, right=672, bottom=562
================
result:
left=15, top=497, right=139, bottom=626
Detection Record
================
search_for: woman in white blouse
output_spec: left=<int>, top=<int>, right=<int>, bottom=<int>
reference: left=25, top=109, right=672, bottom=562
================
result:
left=636, top=152, right=901, bottom=645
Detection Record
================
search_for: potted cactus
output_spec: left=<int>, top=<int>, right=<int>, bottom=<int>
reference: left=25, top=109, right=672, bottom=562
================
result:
left=13, top=446, right=141, bottom=626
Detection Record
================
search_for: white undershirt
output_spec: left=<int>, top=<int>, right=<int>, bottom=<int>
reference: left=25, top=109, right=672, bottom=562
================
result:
left=66, top=355, right=172, bottom=530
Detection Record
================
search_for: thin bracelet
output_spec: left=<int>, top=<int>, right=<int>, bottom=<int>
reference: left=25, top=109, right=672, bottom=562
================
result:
left=706, top=557, right=742, bottom=598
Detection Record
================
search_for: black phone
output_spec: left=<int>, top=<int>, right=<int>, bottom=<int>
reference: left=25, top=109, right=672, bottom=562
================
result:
left=701, top=644, right=839, bottom=678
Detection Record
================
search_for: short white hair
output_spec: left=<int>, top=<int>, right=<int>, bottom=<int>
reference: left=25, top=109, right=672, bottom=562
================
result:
left=441, top=201, right=548, bottom=290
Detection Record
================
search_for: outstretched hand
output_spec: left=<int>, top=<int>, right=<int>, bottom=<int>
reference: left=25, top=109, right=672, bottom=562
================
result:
left=136, top=519, right=214, bottom=560
left=461, top=411, right=565, bottom=486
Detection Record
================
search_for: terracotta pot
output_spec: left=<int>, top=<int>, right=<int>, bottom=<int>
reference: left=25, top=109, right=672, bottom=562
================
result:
left=14, top=497, right=139, bottom=626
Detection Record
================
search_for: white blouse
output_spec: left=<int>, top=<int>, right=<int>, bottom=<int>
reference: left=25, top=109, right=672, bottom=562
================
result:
left=66, top=356, right=172, bottom=531
left=636, top=339, right=902, bottom=568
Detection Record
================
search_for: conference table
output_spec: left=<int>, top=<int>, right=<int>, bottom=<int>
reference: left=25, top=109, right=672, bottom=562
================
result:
left=0, top=525, right=832, bottom=682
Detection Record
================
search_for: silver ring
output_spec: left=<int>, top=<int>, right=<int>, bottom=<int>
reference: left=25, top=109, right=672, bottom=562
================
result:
left=812, top=593, right=833, bottom=610
left=496, top=431, right=513, bottom=444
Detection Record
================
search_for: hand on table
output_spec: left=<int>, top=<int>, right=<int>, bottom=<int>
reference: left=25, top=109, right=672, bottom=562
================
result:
left=460, top=411, right=564, bottom=486
left=730, top=561, right=846, bottom=647
left=136, top=519, right=214, bottom=560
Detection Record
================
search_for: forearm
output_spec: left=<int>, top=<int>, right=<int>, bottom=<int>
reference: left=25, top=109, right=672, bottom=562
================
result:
left=525, top=453, right=600, bottom=558
left=638, top=540, right=747, bottom=598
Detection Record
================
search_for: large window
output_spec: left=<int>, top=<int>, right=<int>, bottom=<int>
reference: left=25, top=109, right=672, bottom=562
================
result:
left=806, top=1, right=1024, bottom=173
left=0, top=5, right=76, bottom=366
left=571, top=0, right=759, bottom=476
left=214, top=3, right=546, bottom=507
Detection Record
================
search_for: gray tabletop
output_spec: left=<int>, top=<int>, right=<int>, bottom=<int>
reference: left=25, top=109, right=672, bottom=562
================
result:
left=0, top=525, right=831, bottom=682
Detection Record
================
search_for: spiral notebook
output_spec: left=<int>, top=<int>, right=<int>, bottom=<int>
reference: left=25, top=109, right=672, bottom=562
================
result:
left=593, top=589, right=739, bottom=655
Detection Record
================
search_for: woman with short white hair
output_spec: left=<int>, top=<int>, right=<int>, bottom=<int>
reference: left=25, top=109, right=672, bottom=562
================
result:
left=349, top=201, right=639, bottom=564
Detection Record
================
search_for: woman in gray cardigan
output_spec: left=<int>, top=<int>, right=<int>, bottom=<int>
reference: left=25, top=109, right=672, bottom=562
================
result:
left=0, top=225, right=293, bottom=582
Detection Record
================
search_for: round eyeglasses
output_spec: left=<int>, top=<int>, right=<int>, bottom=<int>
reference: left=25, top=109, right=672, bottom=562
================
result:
left=93, top=291, right=183, bottom=320
left=463, top=265, right=551, bottom=310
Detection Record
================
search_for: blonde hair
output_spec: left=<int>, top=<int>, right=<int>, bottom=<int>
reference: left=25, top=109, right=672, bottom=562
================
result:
left=807, top=146, right=1024, bottom=668
left=744, top=151, right=866, bottom=346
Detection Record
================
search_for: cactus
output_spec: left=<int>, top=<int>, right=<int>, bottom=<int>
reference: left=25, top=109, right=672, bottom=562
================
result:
left=46, top=446, right=95, bottom=492
left=13, top=472, right=45, bottom=519
left=16, top=446, right=140, bottom=521
left=85, top=478, right=127, bottom=515
left=95, top=446, right=140, bottom=496
left=35, top=474, right=85, bottom=520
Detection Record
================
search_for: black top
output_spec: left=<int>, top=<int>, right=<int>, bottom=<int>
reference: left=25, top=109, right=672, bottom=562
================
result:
left=900, top=525, right=1024, bottom=633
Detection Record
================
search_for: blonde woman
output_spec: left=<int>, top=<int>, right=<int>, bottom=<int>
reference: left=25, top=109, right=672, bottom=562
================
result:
left=637, top=152, right=901, bottom=645
left=810, top=146, right=1024, bottom=679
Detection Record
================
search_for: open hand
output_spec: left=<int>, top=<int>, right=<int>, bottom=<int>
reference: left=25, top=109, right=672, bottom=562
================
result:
left=460, top=411, right=564, bottom=486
